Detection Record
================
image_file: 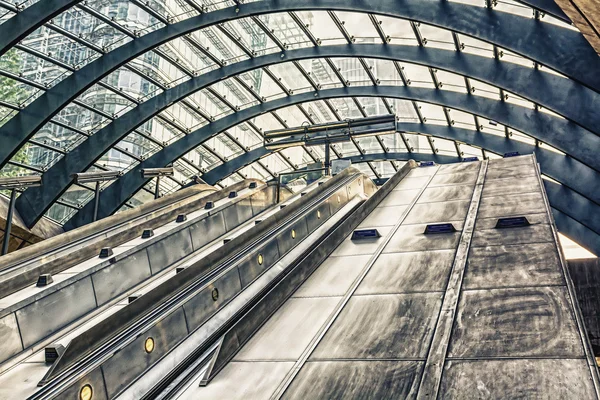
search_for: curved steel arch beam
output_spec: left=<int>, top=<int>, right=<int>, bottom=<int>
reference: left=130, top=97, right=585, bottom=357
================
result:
left=0, top=0, right=81, bottom=56
left=16, top=44, right=600, bottom=227
left=204, top=122, right=600, bottom=207
left=552, top=209, right=600, bottom=257
left=201, top=147, right=462, bottom=185
left=63, top=86, right=600, bottom=230
left=206, top=149, right=600, bottom=256
left=1, top=0, right=597, bottom=170
left=517, top=0, right=571, bottom=22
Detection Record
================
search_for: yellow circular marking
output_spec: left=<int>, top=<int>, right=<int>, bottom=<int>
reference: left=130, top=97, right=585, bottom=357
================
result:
left=291, top=229, right=296, bottom=239
left=211, top=288, right=219, bottom=301
left=144, top=337, right=155, bottom=354
left=317, top=210, right=321, bottom=219
left=258, top=253, right=263, bottom=265
left=79, top=385, right=93, bottom=400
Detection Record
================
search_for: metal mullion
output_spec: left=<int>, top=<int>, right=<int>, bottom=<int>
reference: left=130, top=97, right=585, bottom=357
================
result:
left=429, top=68, right=441, bottom=89
left=29, top=139, right=66, bottom=155
left=112, top=145, right=142, bottom=162
left=352, top=97, right=368, bottom=118
left=50, top=119, right=90, bottom=137
left=0, top=1, right=18, bottom=12
left=451, top=32, right=464, bottom=51
left=454, top=141, right=463, bottom=157
left=156, top=114, right=191, bottom=137
left=124, top=64, right=167, bottom=91
left=217, top=25, right=253, bottom=57
left=398, top=130, right=413, bottom=152
left=394, top=61, right=410, bottom=86
left=328, top=11, right=353, bottom=44
left=263, top=67, right=291, bottom=94
left=6, top=160, right=43, bottom=173
left=46, top=23, right=103, bottom=54
left=0, top=70, right=45, bottom=90
left=154, top=48, right=194, bottom=77
left=359, top=58, right=378, bottom=86
left=492, top=46, right=507, bottom=101
left=410, top=21, right=425, bottom=47
left=233, top=76, right=262, bottom=102
left=368, top=14, right=389, bottom=44
left=288, top=12, right=319, bottom=46
left=14, top=43, right=74, bottom=72
left=325, top=58, right=348, bottom=86
left=366, top=161, right=380, bottom=178
left=296, top=104, right=316, bottom=124
left=178, top=156, right=203, bottom=173
left=252, top=16, right=286, bottom=50
left=452, top=35, right=481, bottom=131
left=183, top=35, right=223, bottom=67
left=131, top=128, right=164, bottom=149
left=206, top=86, right=237, bottom=111
left=178, top=0, right=204, bottom=14
left=268, top=112, right=317, bottom=163
left=73, top=99, right=113, bottom=121
left=293, top=61, right=319, bottom=90
left=324, top=99, right=363, bottom=155
left=443, top=107, right=453, bottom=126
left=353, top=97, right=388, bottom=154
left=255, top=159, right=276, bottom=179
left=381, top=98, right=394, bottom=114
left=179, top=98, right=212, bottom=122
left=426, top=135, right=437, bottom=153
left=97, top=81, right=140, bottom=105
left=200, top=142, right=225, bottom=163
left=77, top=4, right=134, bottom=37
left=129, top=0, right=169, bottom=25
left=222, top=130, right=247, bottom=152
left=390, top=160, right=398, bottom=172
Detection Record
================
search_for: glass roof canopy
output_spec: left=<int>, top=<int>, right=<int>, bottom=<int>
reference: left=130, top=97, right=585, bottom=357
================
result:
left=0, top=0, right=596, bottom=257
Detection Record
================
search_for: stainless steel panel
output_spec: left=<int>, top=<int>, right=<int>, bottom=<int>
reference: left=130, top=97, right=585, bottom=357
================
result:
left=448, top=286, right=584, bottom=358
left=358, top=205, right=408, bottom=228
left=482, top=175, right=540, bottom=198
left=0, top=313, right=23, bottom=362
left=429, top=172, right=478, bottom=187
left=16, top=276, right=97, bottom=348
left=417, top=185, right=474, bottom=203
left=392, top=176, right=430, bottom=191
left=355, top=250, right=455, bottom=295
left=437, top=161, right=480, bottom=174
left=404, top=200, right=470, bottom=225
left=378, top=189, right=420, bottom=207
left=146, top=228, right=194, bottom=274
left=282, top=361, right=423, bottom=399
left=237, top=240, right=280, bottom=288
left=223, top=197, right=254, bottom=231
left=407, top=166, right=438, bottom=177
left=470, top=223, right=554, bottom=247
left=464, top=243, right=564, bottom=290
left=293, top=255, right=371, bottom=298
left=234, top=297, right=340, bottom=361
left=56, top=367, right=108, bottom=400
left=183, top=361, right=294, bottom=400
left=383, top=223, right=464, bottom=254
left=328, top=186, right=350, bottom=216
left=183, top=266, right=243, bottom=330
left=478, top=192, right=545, bottom=219
left=332, top=227, right=392, bottom=257
left=277, top=218, right=309, bottom=257
left=91, top=249, right=151, bottom=305
left=249, top=187, right=275, bottom=215
left=305, top=201, right=331, bottom=233
left=188, top=212, right=227, bottom=250
left=311, top=293, right=442, bottom=359
left=101, top=307, right=189, bottom=398
left=439, top=359, right=596, bottom=399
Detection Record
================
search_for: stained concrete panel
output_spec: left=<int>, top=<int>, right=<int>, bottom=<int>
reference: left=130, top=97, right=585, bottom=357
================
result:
left=332, top=227, right=392, bottom=257
left=448, top=286, right=584, bottom=358
left=437, top=161, right=480, bottom=174
left=234, top=297, right=340, bottom=361
left=464, top=243, right=564, bottom=290
left=470, top=223, right=554, bottom=247
left=282, top=361, right=423, bottom=400
left=358, top=205, right=408, bottom=228
left=383, top=223, right=464, bottom=254
left=482, top=175, right=540, bottom=198
left=404, top=200, right=470, bottom=225
left=417, top=185, right=474, bottom=203
left=356, top=250, right=454, bottom=295
left=181, top=361, right=294, bottom=400
left=439, top=359, right=596, bottom=399
left=292, top=255, right=371, bottom=298
left=486, top=160, right=537, bottom=180
left=392, top=176, right=430, bottom=191
left=311, top=293, right=442, bottom=360
left=474, top=212, right=549, bottom=230
left=478, top=192, right=545, bottom=219
left=429, top=172, right=477, bottom=187
left=378, top=189, right=420, bottom=207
